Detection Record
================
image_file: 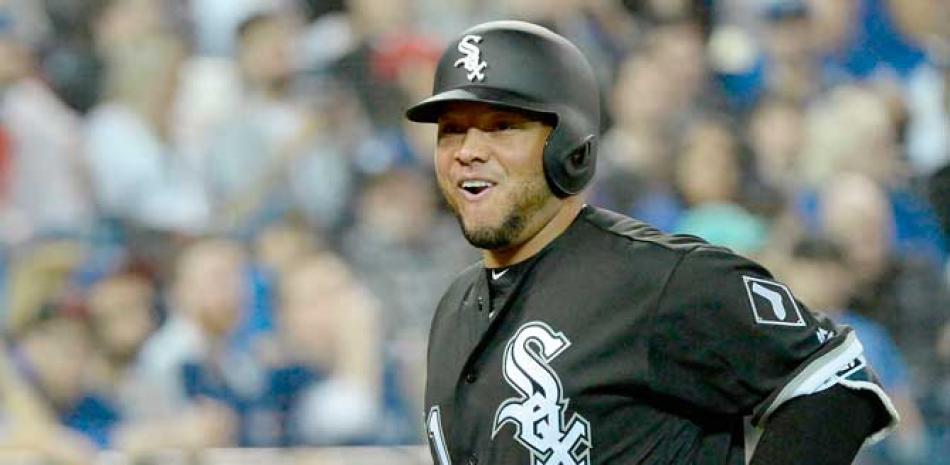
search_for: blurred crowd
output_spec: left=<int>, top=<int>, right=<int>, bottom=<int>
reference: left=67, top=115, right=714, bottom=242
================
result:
left=0, top=0, right=946, bottom=464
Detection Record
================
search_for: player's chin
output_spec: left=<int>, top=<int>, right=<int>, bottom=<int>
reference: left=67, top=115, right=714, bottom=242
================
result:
left=461, top=224, right=515, bottom=250
left=459, top=214, right=495, bottom=236
left=462, top=215, right=527, bottom=250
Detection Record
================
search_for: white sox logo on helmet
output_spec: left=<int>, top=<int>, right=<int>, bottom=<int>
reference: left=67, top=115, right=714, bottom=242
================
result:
left=454, top=34, right=487, bottom=82
left=493, top=321, right=591, bottom=465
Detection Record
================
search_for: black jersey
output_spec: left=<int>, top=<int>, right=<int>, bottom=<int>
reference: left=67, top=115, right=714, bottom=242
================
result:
left=424, top=206, right=896, bottom=465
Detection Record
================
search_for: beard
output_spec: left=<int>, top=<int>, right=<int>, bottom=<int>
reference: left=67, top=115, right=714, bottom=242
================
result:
left=448, top=177, right=552, bottom=250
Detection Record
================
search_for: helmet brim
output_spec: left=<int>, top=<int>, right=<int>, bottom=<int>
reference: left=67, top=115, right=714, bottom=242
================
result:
left=405, top=86, right=554, bottom=123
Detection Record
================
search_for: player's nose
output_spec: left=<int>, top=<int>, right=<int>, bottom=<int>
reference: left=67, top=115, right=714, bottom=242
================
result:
left=456, top=128, right=490, bottom=165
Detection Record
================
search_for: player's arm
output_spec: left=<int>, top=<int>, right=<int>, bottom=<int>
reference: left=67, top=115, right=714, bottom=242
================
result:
left=649, top=246, right=898, bottom=453
left=750, top=384, right=886, bottom=465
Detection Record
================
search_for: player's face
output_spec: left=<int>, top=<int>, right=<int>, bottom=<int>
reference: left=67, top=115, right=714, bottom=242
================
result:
left=435, top=102, right=556, bottom=250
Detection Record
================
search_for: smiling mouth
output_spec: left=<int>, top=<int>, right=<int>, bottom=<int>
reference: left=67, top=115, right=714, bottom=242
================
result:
left=458, top=179, right=497, bottom=199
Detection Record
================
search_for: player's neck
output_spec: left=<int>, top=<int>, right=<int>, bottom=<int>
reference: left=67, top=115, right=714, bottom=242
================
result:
left=483, top=198, right=584, bottom=268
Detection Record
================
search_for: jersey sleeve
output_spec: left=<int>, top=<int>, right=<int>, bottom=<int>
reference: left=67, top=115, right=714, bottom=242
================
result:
left=647, top=245, right=897, bottom=443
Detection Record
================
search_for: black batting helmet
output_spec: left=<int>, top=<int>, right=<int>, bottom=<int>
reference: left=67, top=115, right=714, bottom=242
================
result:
left=405, top=20, right=601, bottom=197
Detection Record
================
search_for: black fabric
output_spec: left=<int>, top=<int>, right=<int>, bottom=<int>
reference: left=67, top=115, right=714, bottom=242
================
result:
left=750, top=384, right=884, bottom=465
left=650, top=245, right=841, bottom=417
left=486, top=255, right=538, bottom=318
left=424, top=205, right=895, bottom=465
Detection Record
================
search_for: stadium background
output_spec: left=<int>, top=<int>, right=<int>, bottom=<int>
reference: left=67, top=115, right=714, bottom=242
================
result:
left=0, top=0, right=946, bottom=464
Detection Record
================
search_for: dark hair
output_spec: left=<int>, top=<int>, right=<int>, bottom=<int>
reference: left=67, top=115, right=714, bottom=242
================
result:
left=791, top=236, right=846, bottom=263
left=763, top=0, right=809, bottom=22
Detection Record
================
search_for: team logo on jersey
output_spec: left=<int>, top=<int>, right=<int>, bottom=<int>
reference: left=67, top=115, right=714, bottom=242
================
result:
left=454, top=34, right=488, bottom=82
left=742, top=276, right=805, bottom=327
left=493, top=321, right=591, bottom=465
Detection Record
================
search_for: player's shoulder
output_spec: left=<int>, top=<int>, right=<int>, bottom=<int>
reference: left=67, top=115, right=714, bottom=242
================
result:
left=576, top=205, right=765, bottom=275
left=577, top=205, right=714, bottom=255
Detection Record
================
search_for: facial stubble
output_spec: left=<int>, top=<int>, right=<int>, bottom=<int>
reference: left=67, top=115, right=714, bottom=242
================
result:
left=447, top=177, right=552, bottom=250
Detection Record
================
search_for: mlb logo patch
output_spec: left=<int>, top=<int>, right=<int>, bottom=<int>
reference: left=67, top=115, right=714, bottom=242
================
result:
left=742, top=276, right=805, bottom=327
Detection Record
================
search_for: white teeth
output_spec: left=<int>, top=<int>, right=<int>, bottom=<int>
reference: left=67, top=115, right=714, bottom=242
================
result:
left=461, top=180, right=494, bottom=188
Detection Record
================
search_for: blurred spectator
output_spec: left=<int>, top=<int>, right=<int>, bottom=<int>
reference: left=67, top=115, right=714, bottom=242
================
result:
left=647, top=17, right=714, bottom=119
left=818, top=173, right=950, bottom=395
left=0, top=8, right=94, bottom=244
left=673, top=118, right=768, bottom=255
left=783, top=237, right=927, bottom=464
left=800, top=85, right=904, bottom=187
left=798, top=85, right=947, bottom=264
left=229, top=219, right=325, bottom=356
left=123, top=239, right=247, bottom=451
left=5, top=313, right=120, bottom=449
left=745, top=96, right=806, bottom=198
left=264, top=253, right=389, bottom=445
left=84, top=28, right=210, bottom=233
left=84, top=271, right=159, bottom=422
left=884, top=0, right=949, bottom=175
left=803, top=0, right=949, bottom=174
left=758, top=0, right=821, bottom=103
left=594, top=53, right=679, bottom=230
left=333, top=0, right=414, bottom=129
left=204, top=11, right=353, bottom=234
left=0, top=337, right=97, bottom=465
left=314, top=2, right=444, bottom=182
left=377, top=33, right=441, bottom=167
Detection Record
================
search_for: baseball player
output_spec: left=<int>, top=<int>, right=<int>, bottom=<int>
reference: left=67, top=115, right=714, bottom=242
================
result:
left=406, top=21, right=897, bottom=465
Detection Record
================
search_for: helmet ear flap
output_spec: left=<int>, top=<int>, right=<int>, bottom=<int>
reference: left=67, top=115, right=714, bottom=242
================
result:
left=569, top=135, right=595, bottom=169
left=563, top=135, right=597, bottom=194
left=544, top=131, right=597, bottom=198
left=543, top=101, right=597, bottom=198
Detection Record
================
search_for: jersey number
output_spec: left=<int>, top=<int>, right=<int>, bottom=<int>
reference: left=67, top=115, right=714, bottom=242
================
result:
left=427, top=406, right=453, bottom=465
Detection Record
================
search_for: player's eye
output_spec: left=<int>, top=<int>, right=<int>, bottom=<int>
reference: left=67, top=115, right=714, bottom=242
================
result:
left=490, top=120, right=520, bottom=132
left=438, top=124, right=466, bottom=137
